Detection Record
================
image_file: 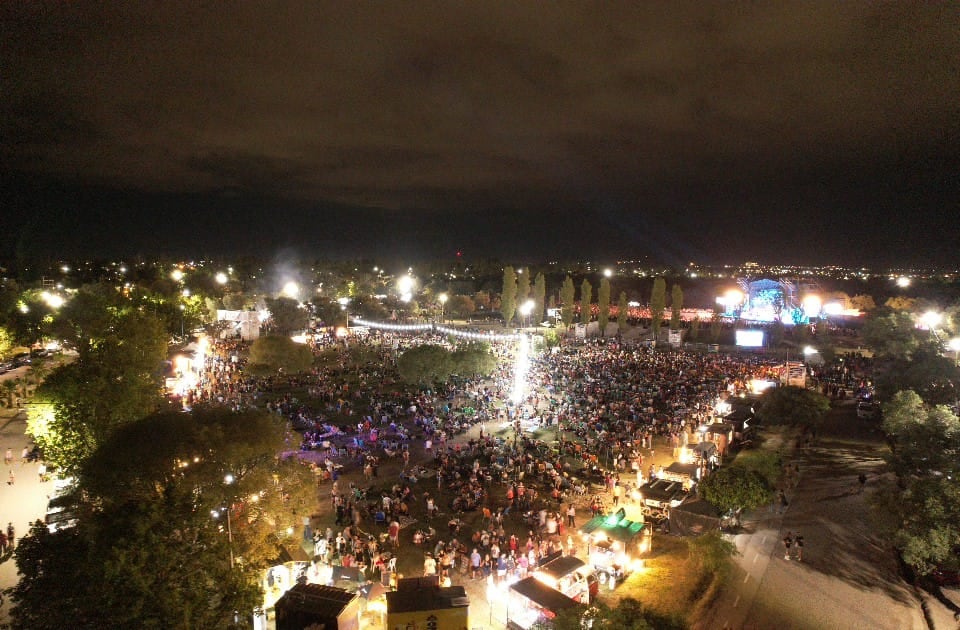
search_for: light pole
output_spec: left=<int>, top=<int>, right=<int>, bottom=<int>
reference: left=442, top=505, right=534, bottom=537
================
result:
left=520, top=299, right=534, bottom=329
left=224, top=474, right=235, bottom=568
left=438, top=293, right=448, bottom=323
left=179, top=304, right=185, bottom=339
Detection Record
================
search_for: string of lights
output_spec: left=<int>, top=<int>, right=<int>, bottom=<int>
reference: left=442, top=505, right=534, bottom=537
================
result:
left=350, top=317, right=521, bottom=341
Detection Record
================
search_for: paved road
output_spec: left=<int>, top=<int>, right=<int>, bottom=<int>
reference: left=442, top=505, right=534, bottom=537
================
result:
left=700, top=404, right=926, bottom=630
left=0, top=409, right=51, bottom=622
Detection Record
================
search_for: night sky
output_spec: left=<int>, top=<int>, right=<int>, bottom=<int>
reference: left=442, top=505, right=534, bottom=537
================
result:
left=2, top=3, right=958, bottom=267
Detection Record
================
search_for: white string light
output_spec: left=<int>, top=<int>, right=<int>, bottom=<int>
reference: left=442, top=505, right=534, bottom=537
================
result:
left=350, top=317, right=520, bottom=341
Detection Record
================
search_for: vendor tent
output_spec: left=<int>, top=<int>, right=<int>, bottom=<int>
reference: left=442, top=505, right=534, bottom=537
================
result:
left=668, top=497, right=723, bottom=536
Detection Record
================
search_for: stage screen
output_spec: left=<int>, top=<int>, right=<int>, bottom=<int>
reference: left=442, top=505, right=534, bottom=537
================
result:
left=736, top=330, right=765, bottom=347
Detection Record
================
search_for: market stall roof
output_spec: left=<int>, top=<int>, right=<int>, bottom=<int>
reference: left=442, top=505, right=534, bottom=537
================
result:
left=536, top=555, right=587, bottom=581
left=579, top=509, right=646, bottom=543
left=664, top=462, right=700, bottom=478
left=509, top=577, right=579, bottom=612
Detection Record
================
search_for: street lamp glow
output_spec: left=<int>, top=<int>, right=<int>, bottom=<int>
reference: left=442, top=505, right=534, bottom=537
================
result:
left=281, top=281, right=300, bottom=299
left=803, top=346, right=818, bottom=355
left=949, top=338, right=960, bottom=352
left=896, top=277, right=911, bottom=288
left=603, top=268, right=612, bottom=278
left=215, top=272, right=228, bottom=285
left=823, top=302, right=843, bottom=316
left=920, top=311, right=942, bottom=329
left=224, top=474, right=235, bottom=485
left=519, top=299, right=534, bottom=316
left=438, top=293, right=448, bottom=305
left=41, top=292, right=65, bottom=309
left=171, top=269, right=185, bottom=282
left=397, top=275, right=414, bottom=294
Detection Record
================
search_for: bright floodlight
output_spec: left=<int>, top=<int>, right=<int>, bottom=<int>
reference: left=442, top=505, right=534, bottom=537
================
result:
left=400, top=292, right=412, bottom=303
left=337, top=297, right=350, bottom=306
left=949, top=338, right=960, bottom=352
left=823, top=302, right=843, bottom=316
left=803, top=346, right=818, bottom=355
left=281, top=281, right=299, bottom=299
left=603, top=268, right=612, bottom=278
left=171, top=269, right=185, bottom=282
left=41, top=292, right=65, bottom=309
left=438, top=293, right=448, bottom=304
left=224, top=474, right=235, bottom=485
left=182, top=288, right=191, bottom=297
left=520, top=299, right=534, bottom=316
left=397, top=275, right=414, bottom=294
left=802, top=295, right=822, bottom=318
left=920, top=311, right=942, bottom=329
left=215, top=272, right=228, bottom=285
left=724, top=289, right=744, bottom=305
left=510, top=334, right=531, bottom=404
left=896, top=277, right=911, bottom=288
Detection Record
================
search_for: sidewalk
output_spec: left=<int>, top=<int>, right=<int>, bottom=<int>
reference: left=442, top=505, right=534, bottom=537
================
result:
left=0, top=408, right=52, bottom=624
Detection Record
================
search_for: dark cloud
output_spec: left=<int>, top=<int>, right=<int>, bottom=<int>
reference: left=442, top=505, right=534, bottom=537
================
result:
left=1, top=2, right=957, bottom=265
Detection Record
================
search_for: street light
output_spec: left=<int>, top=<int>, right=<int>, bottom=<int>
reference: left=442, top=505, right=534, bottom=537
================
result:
left=948, top=338, right=960, bottom=366
left=223, top=474, right=235, bottom=568
left=215, top=272, right=228, bottom=285
left=171, top=269, right=185, bottom=282
left=438, top=293, right=448, bottom=323
left=519, top=299, right=534, bottom=328
left=281, top=281, right=300, bottom=299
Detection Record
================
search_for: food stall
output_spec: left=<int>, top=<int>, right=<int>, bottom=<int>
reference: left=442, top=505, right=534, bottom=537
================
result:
left=578, top=508, right=651, bottom=587
left=507, top=576, right=580, bottom=629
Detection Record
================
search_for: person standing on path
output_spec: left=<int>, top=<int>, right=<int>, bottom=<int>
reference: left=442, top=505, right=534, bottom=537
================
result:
left=777, top=489, right=789, bottom=514
left=6, top=523, right=14, bottom=549
left=4, top=448, right=12, bottom=465
left=783, top=531, right=794, bottom=560
left=794, top=533, right=803, bottom=561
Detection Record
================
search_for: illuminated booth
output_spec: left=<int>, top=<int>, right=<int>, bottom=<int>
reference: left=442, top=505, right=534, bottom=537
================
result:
left=578, top=508, right=651, bottom=586
left=507, top=577, right=580, bottom=629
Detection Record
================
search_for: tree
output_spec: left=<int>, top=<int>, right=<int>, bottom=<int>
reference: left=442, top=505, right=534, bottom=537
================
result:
left=580, top=279, right=593, bottom=325
left=755, top=385, right=831, bottom=429
left=874, top=349, right=960, bottom=405
left=0, top=324, right=13, bottom=359
left=689, top=317, right=701, bottom=341
left=516, top=268, right=530, bottom=304
left=874, top=392, right=960, bottom=575
left=501, top=267, right=518, bottom=326
left=649, top=278, right=666, bottom=340
left=247, top=335, right=314, bottom=375
left=451, top=343, right=497, bottom=378
left=617, top=291, right=628, bottom=332
left=29, top=311, right=168, bottom=475
left=850, top=294, right=877, bottom=311
left=533, top=272, right=546, bottom=325
left=264, top=297, right=308, bottom=335
left=11, top=408, right=307, bottom=628
left=560, top=276, right=576, bottom=329
left=597, top=278, right=611, bottom=336
left=397, top=344, right=453, bottom=386
left=885, top=296, right=916, bottom=311
left=670, top=283, right=683, bottom=330
left=698, top=466, right=772, bottom=523
left=710, top=306, right=723, bottom=343
left=545, top=596, right=683, bottom=630
left=863, top=310, right=927, bottom=359
left=447, top=295, right=476, bottom=318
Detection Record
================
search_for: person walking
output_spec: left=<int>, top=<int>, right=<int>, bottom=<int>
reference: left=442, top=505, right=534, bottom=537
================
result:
left=794, top=532, right=804, bottom=561
left=783, top=531, right=794, bottom=560
left=776, top=490, right=788, bottom=514
left=6, top=523, right=14, bottom=549
left=857, top=473, right=867, bottom=493
left=7, top=470, right=14, bottom=486
left=4, top=448, right=12, bottom=465
left=566, top=503, right=576, bottom=528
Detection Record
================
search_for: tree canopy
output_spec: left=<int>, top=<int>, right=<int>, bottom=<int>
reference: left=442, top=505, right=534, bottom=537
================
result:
left=698, top=466, right=772, bottom=517
left=579, top=279, right=592, bottom=325
left=264, top=297, right=308, bottom=335
left=11, top=407, right=311, bottom=629
left=755, top=385, right=830, bottom=428
left=560, top=276, right=575, bottom=328
left=597, top=278, right=611, bottom=335
left=649, top=278, right=666, bottom=339
left=501, top=266, right=518, bottom=326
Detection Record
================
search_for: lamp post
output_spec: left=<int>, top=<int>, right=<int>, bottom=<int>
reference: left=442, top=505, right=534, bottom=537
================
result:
left=224, top=474, right=235, bottom=568
left=519, top=299, right=534, bottom=329
left=179, top=304, right=185, bottom=339
left=438, top=293, right=448, bottom=323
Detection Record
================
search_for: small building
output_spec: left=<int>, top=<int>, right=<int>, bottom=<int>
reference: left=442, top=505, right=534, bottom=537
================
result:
left=578, top=508, right=651, bottom=584
left=274, top=583, right=360, bottom=630
left=385, top=576, right=470, bottom=630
